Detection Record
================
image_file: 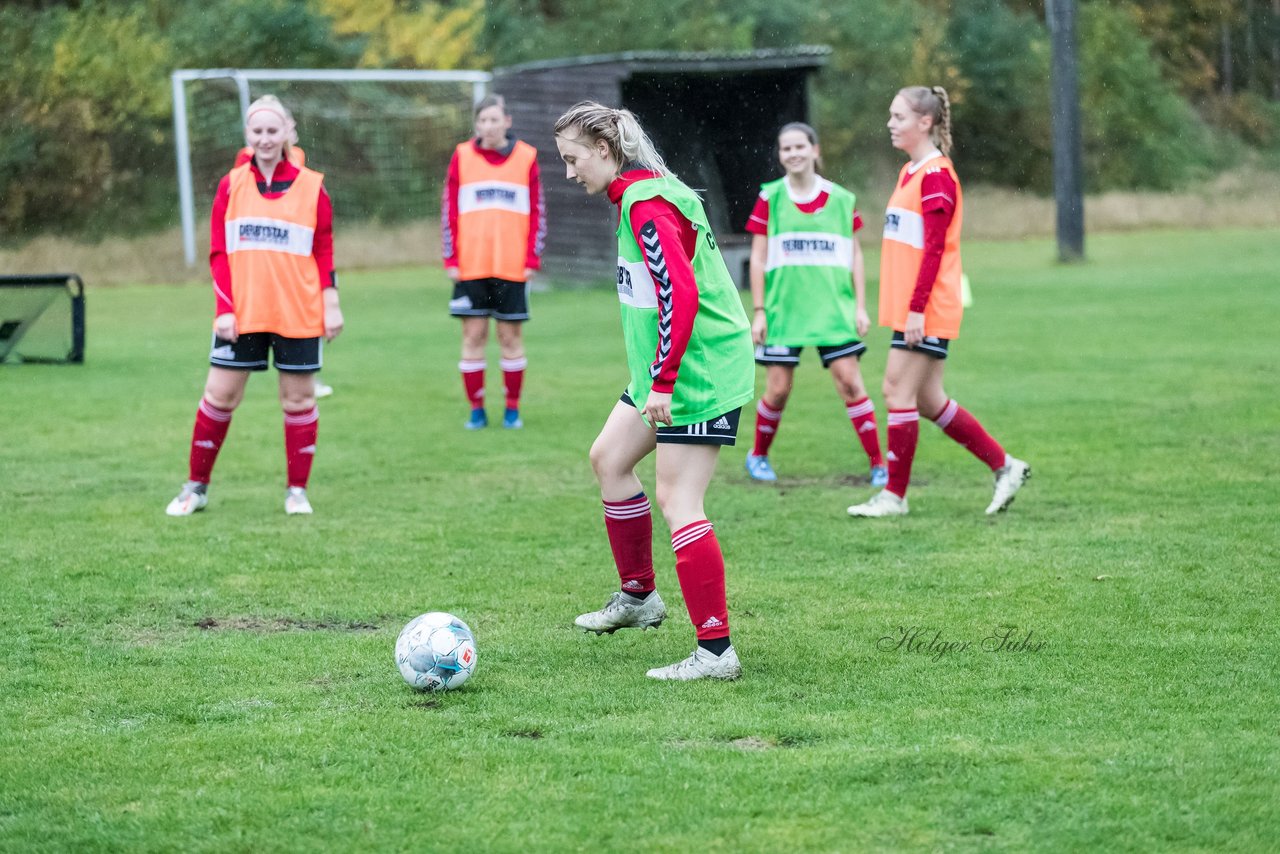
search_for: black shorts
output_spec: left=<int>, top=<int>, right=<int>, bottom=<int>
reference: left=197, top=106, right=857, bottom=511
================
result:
left=890, top=331, right=950, bottom=360
left=754, top=341, right=867, bottom=369
left=449, top=278, right=530, bottom=322
left=209, top=332, right=322, bottom=372
left=620, top=390, right=741, bottom=446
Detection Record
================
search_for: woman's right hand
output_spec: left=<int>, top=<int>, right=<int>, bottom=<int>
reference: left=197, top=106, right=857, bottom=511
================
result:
left=904, top=311, right=926, bottom=348
left=445, top=267, right=460, bottom=283
left=751, top=313, right=767, bottom=346
left=214, top=312, right=238, bottom=343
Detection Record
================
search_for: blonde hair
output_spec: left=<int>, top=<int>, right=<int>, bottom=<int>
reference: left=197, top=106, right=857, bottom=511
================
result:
left=245, top=94, right=298, bottom=154
left=898, top=85, right=953, bottom=156
left=553, top=101, right=672, bottom=177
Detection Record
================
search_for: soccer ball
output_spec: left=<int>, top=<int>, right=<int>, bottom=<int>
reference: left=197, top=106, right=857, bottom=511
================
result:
left=395, top=612, right=477, bottom=692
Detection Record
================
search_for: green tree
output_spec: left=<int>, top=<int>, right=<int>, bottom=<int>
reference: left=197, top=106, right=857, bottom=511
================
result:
left=947, top=0, right=1053, bottom=189
left=1079, top=2, right=1216, bottom=189
left=0, top=4, right=174, bottom=236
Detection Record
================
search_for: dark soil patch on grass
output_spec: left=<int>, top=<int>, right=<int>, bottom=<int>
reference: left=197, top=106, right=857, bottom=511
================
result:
left=195, top=616, right=381, bottom=632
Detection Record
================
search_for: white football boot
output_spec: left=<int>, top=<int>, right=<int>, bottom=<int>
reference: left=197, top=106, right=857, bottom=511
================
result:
left=285, top=486, right=313, bottom=515
left=986, top=457, right=1031, bottom=514
left=574, top=591, right=666, bottom=634
left=313, top=379, right=334, bottom=399
left=846, top=490, right=909, bottom=517
left=165, top=481, right=208, bottom=516
left=646, top=645, right=742, bottom=681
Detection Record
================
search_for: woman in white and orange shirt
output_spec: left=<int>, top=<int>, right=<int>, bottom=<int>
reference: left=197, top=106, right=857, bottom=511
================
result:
left=442, top=95, right=545, bottom=430
left=166, top=95, right=343, bottom=517
left=234, top=127, right=335, bottom=399
left=847, top=86, right=1030, bottom=518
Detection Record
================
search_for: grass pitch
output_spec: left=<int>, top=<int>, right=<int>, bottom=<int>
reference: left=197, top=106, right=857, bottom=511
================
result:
left=1, top=229, right=1278, bottom=851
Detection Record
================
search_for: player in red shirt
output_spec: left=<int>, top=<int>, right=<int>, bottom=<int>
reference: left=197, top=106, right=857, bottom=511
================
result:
left=442, top=95, right=545, bottom=430
left=166, top=95, right=344, bottom=517
left=743, top=122, right=886, bottom=487
left=847, top=86, right=1030, bottom=518
left=233, top=119, right=332, bottom=397
left=554, top=102, right=753, bottom=682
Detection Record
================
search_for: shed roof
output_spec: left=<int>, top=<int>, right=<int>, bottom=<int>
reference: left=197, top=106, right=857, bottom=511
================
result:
left=495, top=45, right=831, bottom=76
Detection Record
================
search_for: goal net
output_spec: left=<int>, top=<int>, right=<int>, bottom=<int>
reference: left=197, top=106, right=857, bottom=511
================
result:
left=172, top=69, right=491, bottom=266
left=0, top=274, right=85, bottom=364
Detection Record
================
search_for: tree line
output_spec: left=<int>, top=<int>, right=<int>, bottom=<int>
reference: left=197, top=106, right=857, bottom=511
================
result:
left=2, top=0, right=1277, bottom=240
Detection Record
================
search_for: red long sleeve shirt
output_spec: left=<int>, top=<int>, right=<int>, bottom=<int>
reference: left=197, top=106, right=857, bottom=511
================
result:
left=608, top=169, right=700, bottom=395
left=441, top=137, right=545, bottom=272
left=209, top=157, right=334, bottom=317
left=909, top=168, right=958, bottom=314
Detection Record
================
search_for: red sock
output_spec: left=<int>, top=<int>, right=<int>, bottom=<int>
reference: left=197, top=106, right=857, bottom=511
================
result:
left=752, top=399, right=784, bottom=456
left=500, top=356, right=526, bottom=410
left=671, top=521, right=729, bottom=640
left=846, top=397, right=884, bottom=468
left=459, top=360, right=486, bottom=410
left=886, top=408, right=919, bottom=498
left=283, top=406, right=318, bottom=488
left=930, top=399, right=1007, bottom=471
left=604, top=493, right=654, bottom=594
left=188, top=398, right=233, bottom=484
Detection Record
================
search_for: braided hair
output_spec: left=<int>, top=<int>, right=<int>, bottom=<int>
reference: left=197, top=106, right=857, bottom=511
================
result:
left=898, top=85, right=953, bottom=156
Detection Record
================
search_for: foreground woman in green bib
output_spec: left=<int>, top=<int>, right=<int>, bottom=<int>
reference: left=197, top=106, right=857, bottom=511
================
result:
left=554, top=101, right=754, bottom=681
left=744, top=122, right=886, bottom=487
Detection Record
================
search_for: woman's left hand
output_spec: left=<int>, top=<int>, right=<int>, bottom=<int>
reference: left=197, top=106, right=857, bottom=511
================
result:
left=323, top=290, right=344, bottom=342
left=642, top=391, right=674, bottom=428
left=855, top=308, right=871, bottom=338
left=904, top=311, right=926, bottom=348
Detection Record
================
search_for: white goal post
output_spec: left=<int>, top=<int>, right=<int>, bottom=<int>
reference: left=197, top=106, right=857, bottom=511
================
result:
left=171, top=68, right=493, bottom=267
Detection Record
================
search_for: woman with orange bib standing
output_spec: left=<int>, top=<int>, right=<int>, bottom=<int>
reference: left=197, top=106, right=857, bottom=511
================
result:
left=234, top=119, right=335, bottom=399
left=847, top=86, right=1029, bottom=518
left=167, top=95, right=343, bottom=517
left=442, top=95, right=545, bottom=430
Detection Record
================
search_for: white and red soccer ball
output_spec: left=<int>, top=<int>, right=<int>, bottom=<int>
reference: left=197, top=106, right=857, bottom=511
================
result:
left=395, top=612, right=477, bottom=692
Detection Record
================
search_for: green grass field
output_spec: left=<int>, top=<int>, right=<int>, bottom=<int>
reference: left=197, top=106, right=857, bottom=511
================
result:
left=2, top=229, right=1278, bottom=852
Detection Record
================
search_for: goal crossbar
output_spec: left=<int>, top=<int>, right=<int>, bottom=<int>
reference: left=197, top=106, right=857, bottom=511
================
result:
left=171, top=68, right=493, bottom=267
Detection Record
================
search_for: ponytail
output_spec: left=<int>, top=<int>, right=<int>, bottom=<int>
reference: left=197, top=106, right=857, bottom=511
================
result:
left=931, top=86, right=953, bottom=157
left=554, top=101, right=673, bottom=177
left=898, top=85, right=953, bottom=157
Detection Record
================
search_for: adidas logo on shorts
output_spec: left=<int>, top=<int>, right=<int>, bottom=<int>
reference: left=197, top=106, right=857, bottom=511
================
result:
left=712, top=416, right=731, bottom=430
left=210, top=345, right=235, bottom=359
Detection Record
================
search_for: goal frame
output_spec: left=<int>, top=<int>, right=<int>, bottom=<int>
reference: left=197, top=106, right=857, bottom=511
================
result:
left=170, top=68, right=493, bottom=267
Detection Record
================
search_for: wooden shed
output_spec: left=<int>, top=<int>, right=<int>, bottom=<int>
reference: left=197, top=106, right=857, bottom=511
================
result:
left=493, top=46, right=831, bottom=286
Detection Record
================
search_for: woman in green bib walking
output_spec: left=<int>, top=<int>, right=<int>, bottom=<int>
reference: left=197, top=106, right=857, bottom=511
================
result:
left=554, top=101, right=755, bottom=681
left=744, top=122, right=886, bottom=486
